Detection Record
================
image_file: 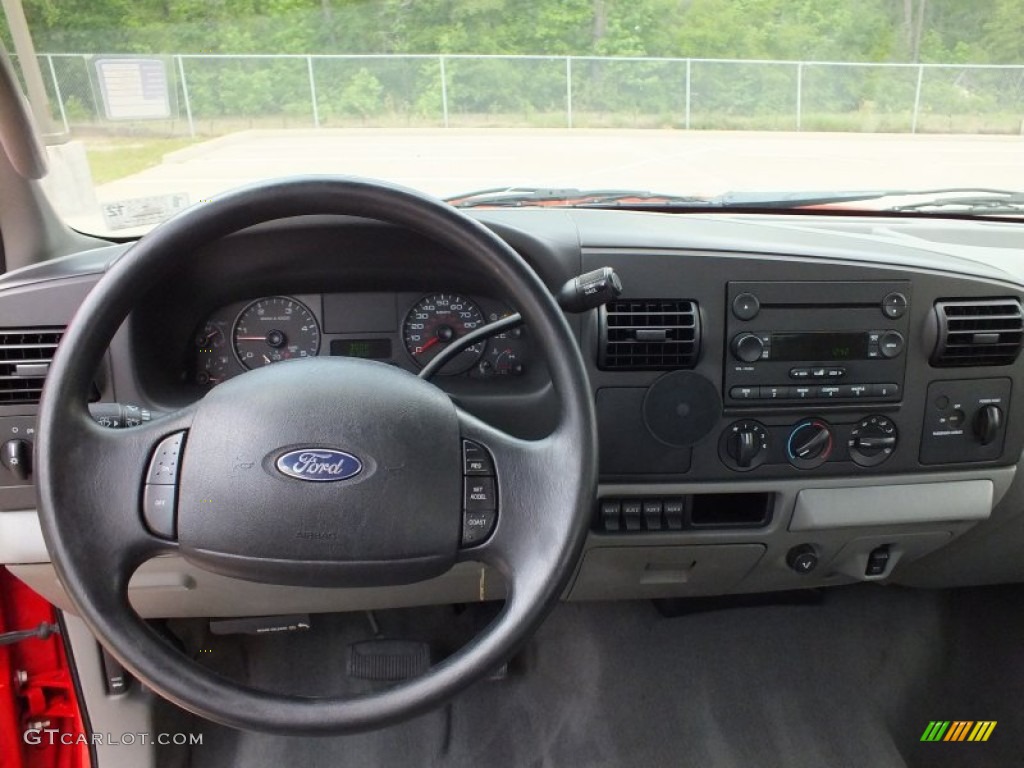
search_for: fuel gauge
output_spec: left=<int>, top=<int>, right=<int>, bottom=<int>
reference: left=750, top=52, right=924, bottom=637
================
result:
left=482, top=345, right=524, bottom=376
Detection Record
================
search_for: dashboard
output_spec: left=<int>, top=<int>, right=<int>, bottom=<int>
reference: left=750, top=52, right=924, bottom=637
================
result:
left=3, top=207, right=1024, bottom=617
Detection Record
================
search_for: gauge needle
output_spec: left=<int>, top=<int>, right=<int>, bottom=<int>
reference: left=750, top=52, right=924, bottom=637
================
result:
left=236, top=336, right=266, bottom=341
left=416, top=336, right=442, bottom=355
left=262, top=354, right=272, bottom=364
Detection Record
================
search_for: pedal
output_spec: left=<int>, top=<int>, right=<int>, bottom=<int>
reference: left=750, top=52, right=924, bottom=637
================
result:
left=347, top=639, right=430, bottom=681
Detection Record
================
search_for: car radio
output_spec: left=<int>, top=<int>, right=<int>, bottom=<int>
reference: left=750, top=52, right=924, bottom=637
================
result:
left=724, top=280, right=910, bottom=406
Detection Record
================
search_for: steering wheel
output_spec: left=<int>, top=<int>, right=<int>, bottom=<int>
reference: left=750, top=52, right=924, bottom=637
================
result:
left=35, top=177, right=597, bottom=734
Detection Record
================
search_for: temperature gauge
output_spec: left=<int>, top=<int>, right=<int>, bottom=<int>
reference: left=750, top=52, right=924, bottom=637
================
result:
left=194, top=320, right=233, bottom=386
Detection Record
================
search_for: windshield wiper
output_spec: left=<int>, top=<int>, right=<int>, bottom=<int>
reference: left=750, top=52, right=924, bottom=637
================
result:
left=446, top=186, right=1024, bottom=216
left=887, top=191, right=1024, bottom=215
left=446, top=187, right=711, bottom=208
left=713, top=187, right=1024, bottom=214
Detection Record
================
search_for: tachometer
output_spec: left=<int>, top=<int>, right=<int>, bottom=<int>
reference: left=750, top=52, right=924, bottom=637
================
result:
left=233, top=296, right=320, bottom=370
left=403, top=294, right=486, bottom=375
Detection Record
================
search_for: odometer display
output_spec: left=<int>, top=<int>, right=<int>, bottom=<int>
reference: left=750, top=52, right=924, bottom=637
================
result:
left=233, top=296, right=321, bottom=369
left=403, top=294, right=486, bottom=375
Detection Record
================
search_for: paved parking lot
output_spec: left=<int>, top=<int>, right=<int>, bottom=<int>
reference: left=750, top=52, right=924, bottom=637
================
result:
left=87, top=128, right=1024, bottom=231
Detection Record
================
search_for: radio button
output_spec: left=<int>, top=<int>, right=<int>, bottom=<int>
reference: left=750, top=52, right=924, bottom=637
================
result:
left=789, top=368, right=811, bottom=379
left=791, top=385, right=815, bottom=399
left=811, top=368, right=828, bottom=379
left=847, top=383, right=871, bottom=398
left=732, top=293, right=761, bottom=321
left=817, top=385, right=842, bottom=398
left=760, top=385, right=790, bottom=400
left=826, top=367, right=846, bottom=379
left=882, top=292, right=908, bottom=319
left=730, top=386, right=759, bottom=400
left=871, top=383, right=901, bottom=399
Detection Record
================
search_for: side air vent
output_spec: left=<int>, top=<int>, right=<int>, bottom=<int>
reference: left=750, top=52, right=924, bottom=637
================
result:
left=0, top=328, right=64, bottom=404
left=932, top=299, right=1024, bottom=367
left=599, top=299, right=700, bottom=370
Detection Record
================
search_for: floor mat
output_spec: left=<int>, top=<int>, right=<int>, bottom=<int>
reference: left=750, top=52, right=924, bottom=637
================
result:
left=165, top=584, right=1024, bottom=768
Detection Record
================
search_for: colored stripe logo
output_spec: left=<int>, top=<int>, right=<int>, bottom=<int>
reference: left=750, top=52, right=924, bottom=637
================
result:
left=920, top=721, right=996, bottom=742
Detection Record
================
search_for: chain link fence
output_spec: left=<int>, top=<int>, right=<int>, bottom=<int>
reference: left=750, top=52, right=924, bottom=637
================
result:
left=12, top=53, right=1024, bottom=137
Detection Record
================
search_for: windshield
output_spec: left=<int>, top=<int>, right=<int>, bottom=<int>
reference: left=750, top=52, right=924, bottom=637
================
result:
left=2, top=1, right=1023, bottom=236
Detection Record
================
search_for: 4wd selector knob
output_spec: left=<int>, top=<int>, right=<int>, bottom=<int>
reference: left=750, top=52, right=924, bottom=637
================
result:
left=787, top=419, right=833, bottom=469
left=731, top=333, right=765, bottom=363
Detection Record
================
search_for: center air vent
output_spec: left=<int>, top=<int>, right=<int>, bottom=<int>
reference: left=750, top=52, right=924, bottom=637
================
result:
left=932, top=299, right=1024, bottom=367
left=0, top=329, right=64, bottom=404
left=599, top=299, right=700, bottom=370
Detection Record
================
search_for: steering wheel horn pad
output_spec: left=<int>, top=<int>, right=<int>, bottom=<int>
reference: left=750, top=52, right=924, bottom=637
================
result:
left=35, top=176, right=597, bottom=734
left=177, top=357, right=461, bottom=588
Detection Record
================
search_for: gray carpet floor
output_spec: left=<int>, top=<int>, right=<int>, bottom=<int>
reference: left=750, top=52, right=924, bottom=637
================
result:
left=155, top=583, right=1024, bottom=767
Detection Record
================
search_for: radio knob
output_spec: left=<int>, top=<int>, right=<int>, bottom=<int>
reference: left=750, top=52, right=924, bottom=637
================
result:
left=879, top=330, right=904, bottom=359
left=731, top=333, right=765, bottom=363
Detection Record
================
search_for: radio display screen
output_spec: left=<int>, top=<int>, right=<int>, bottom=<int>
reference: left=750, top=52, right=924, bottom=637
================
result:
left=772, top=332, right=868, bottom=361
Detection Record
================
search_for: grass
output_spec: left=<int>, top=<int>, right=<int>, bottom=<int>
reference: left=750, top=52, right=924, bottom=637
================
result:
left=84, top=137, right=198, bottom=184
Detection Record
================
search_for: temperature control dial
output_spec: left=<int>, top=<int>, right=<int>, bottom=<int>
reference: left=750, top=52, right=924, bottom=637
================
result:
left=787, top=419, right=833, bottom=469
left=719, top=420, right=770, bottom=471
left=849, top=415, right=898, bottom=467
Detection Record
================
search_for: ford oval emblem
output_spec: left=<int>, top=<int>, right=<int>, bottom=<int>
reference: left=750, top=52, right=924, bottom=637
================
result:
left=275, top=448, right=363, bottom=482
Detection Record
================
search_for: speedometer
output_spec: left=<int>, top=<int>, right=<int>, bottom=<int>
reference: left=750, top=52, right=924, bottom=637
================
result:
left=403, top=294, right=486, bottom=375
left=233, top=296, right=320, bottom=370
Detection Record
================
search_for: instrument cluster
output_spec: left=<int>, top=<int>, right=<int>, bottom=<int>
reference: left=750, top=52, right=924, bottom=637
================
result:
left=190, top=292, right=527, bottom=388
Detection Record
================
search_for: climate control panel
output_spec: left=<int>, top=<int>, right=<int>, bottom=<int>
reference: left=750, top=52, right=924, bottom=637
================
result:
left=718, top=415, right=901, bottom=472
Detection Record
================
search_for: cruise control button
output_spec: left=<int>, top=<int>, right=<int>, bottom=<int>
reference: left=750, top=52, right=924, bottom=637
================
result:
left=462, top=440, right=494, bottom=476
left=462, top=509, right=497, bottom=546
left=146, top=431, right=186, bottom=485
left=464, top=477, right=497, bottom=511
left=142, top=484, right=177, bottom=538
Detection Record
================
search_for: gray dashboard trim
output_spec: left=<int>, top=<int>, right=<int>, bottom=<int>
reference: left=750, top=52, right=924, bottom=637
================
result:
left=0, top=509, right=48, bottom=562
left=790, top=479, right=994, bottom=531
